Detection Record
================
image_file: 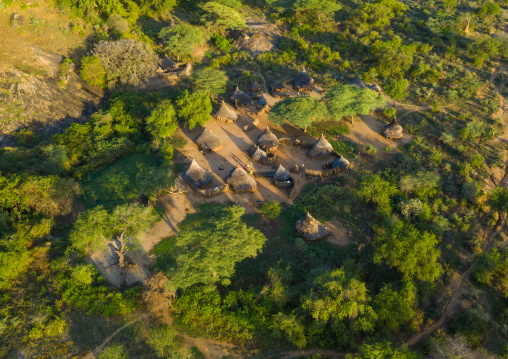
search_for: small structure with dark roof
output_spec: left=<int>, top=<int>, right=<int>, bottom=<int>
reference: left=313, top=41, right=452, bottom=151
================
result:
left=251, top=81, right=262, bottom=93
left=382, top=118, right=403, bottom=139
left=257, top=95, right=268, bottom=109
left=293, top=68, right=315, bottom=92
left=213, top=100, right=239, bottom=123
left=250, top=146, right=268, bottom=162
left=227, top=165, right=257, bottom=192
left=331, top=156, right=350, bottom=170
left=195, top=126, right=223, bottom=152
left=272, top=164, right=291, bottom=182
left=257, top=127, right=279, bottom=150
left=308, top=134, right=334, bottom=158
left=271, top=82, right=291, bottom=97
left=296, top=213, right=331, bottom=240
left=183, top=159, right=213, bottom=188
left=351, top=72, right=367, bottom=89
left=230, top=86, right=252, bottom=107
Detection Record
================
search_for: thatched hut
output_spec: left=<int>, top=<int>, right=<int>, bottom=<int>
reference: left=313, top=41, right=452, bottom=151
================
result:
left=273, top=164, right=291, bottom=182
left=257, top=95, right=268, bottom=109
left=183, top=159, right=213, bottom=188
left=195, top=126, right=223, bottom=151
left=257, top=127, right=279, bottom=150
left=213, top=100, right=239, bottom=123
left=230, top=86, right=252, bottom=106
left=308, top=134, right=334, bottom=158
left=227, top=165, right=257, bottom=192
left=351, top=72, right=367, bottom=89
left=382, top=118, right=403, bottom=139
left=158, top=54, right=178, bottom=73
left=331, top=156, right=350, bottom=170
left=293, top=68, right=315, bottom=92
left=296, top=213, right=331, bottom=240
left=370, top=82, right=382, bottom=94
left=251, top=81, right=262, bottom=93
left=271, top=82, right=289, bottom=97
left=250, top=146, right=268, bottom=162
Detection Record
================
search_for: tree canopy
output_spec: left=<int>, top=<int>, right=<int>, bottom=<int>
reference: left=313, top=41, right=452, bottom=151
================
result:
left=323, top=85, right=386, bottom=123
left=159, top=24, right=204, bottom=59
left=162, top=204, right=267, bottom=291
left=191, top=67, right=228, bottom=99
left=200, top=2, right=246, bottom=32
left=70, top=203, right=158, bottom=253
left=145, top=100, right=178, bottom=141
left=269, top=96, right=329, bottom=131
left=175, top=90, right=213, bottom=130
left=374, top=221, right=442, bottom=282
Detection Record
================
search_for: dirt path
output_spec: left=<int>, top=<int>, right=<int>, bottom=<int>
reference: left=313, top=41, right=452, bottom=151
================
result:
left=85, top=314, right=150, bottom=359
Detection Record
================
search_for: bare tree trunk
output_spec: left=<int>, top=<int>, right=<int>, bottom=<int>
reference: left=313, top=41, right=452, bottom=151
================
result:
left=465, top=18, right=470, bottom=34
left=112, top=228, right=128, bottom=268
left=350, top=115, right=355, bottom=128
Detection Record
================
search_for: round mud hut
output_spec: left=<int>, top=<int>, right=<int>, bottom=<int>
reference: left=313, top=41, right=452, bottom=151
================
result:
left=183, top=159, right=213, bottom=188
left=271, top=82, right=287, bottom=96
left=195, top=126, right=223, bottom=152
left=308, top=134, right=334, bottom=158
left=351, top=72, right=367, bottom=89
left=273, top=164, right=291, bottom=182
left=382, top=118, right=403, bottom=139
left=158, top=54, right=178, bottom=73
left=250, top=146, right=268, bottom=162
left=230, top=86, right=252, bottom=107
left=227, top=165, right=257, bottom=192
left=331, top=156, right=350, bottom=170
left=213, top=100, right=239, bottom=123
left=257, top=127, right=279, bottom=150
left=257, top=95, right=268, bottom=109
left=296, top=213, right=331, bottom=240
left=293, top=68, right=315, bottom=92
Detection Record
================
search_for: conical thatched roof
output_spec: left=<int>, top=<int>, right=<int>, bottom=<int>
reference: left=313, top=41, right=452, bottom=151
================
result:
left=273, top=164, right=291, bottom=182
left=195, top=126, right=223, bottom=151
left=251, top=81, right=262, bottom=93
left=351, top=72, right=367, bottom=89
left=159, top=54, right=178, bottom=72
left=257, top=95, right=268, bottom=106
left=183, top=159, right=213, bottom=188
left=230, top=86, right=252, bottom=105
left=370, top=82, right=382, bottom=93
left=308, top=134, right=334, bottom=158
left=257, top=127, right=279, bottom=150
left=382, top=118, right=403, bottom=139
left=213, top=100, right=239, bottom=122
left=293, top=68, right=315, bottom=90
left=227, top=165, right=257, bottom=191
left=296, top=213, right=331, bottom=240
left=250, top=146, right=267, bottom=161
left=331, top=155, right=350, bottom=169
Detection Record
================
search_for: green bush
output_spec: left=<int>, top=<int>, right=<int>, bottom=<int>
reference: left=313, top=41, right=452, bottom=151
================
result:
left=80, top=56, right=107, bottom=88
left=260, top=200, right=281, bottom=220
left=384, top=78, right=409, bottom=101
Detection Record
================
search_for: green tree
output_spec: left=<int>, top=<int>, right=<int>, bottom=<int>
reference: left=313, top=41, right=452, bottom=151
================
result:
left=80, top=56, right=107, bottom=88
left=357, top=0, right=407, bottom=30
left=269, top=96, right=329, bottom=131
left=98, top=344, right=127, bottom=359
left=293, top=0, right=342, bottom=25
left=384, top=78, right=409, bottom=101
left=374, top=221, right=442, bottom=282
left=488, top=188, right=508, bottom=214
left=175, top=90, right=213, bottom=130
left=200, top=2, right=246, bottom=32
left=159, top=24, right=204, bottom=60
left=323, top=85, right=386, bottom=127
left=164, top=204, right=267, bottom=291
left=372, top=36, right=416, bottom=77
left=147, top=325, right=192, bottom=358
left=271, top=313, right=307, bottom=348
left=303, top=268, right=377, bottom=333
left=191, top=67, right=228, bottom=100
left=347, top=341, right=418, bottom=358
left=373, top=283, right=416, bottom=331
left=356, top=174, right=400, bottom=215
left=70, top=203, right=157, bottom=254
left=139, top=0, right=177, bottom=14
left=259, top=200, right=281, bottom=219
left=146, top=100, right=178, bottom=143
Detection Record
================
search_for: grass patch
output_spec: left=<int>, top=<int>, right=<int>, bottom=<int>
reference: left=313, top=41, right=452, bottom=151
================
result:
left=330, top=140, right=357, bottom=160
left=169, top=134, right=188, bottom=149
left=308, top=119, right=349, bottom=138
left=81, top=153, right=160, bottom=209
